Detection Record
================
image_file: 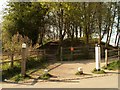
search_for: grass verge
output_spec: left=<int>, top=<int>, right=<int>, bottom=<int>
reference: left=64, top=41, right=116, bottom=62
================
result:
left=92, top=68, right=106, bottom=74
left=102, top=60, right=120, bottom=70
left=1, top=56, right=48, bottom=82
left=75, top=71, right=84, bottom=75
left=39, top=73, right=53, bottom=80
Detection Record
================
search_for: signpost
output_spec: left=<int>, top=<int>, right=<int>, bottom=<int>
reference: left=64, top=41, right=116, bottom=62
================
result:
left=21, top=43, right=26, bottom=77
left=70, top=47, right=74, bottom=61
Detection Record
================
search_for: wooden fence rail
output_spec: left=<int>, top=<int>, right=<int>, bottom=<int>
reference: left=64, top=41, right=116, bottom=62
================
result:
left=0, top=59, right=21, bottom=65
left=1, top=49, right=46, bottom=65
left=60, top=46, right=95, bottom=61
left=105, top=48, right=120, bottom=67
left=107, top=48, right=120, bottom=59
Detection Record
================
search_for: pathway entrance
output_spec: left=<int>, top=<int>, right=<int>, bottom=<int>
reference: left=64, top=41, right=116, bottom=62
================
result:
left=48, top=59, right=118, bottom=81
left=1, top=59, right=118, bottom=88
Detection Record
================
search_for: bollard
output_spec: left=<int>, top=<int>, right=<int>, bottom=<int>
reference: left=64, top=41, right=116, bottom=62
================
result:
left=95, top=44, right=101, bottom=71
left=44, top=69, right=48, bottom=75
left=78, top=67, right=83, bottom=74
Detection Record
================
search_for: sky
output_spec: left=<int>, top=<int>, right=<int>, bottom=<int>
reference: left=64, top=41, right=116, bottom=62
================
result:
left=0, top=0, right=8, bottom=23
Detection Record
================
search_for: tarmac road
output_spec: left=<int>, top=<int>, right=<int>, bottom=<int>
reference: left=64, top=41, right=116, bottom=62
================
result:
left=1, top=72, right=118, bottom=88
left=1, top=60, right=119, bottom=88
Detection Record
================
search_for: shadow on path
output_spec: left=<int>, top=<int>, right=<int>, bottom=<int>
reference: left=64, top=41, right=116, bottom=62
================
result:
left=31, top=63, right=63, bottom=85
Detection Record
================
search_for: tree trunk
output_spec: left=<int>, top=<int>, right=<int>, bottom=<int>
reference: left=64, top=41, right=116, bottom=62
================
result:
left=75, top=25, right=78, bottom=39
left=11, top=52, right=14, bottom=68
left=79, top=26, right=82, bottom=38
left=117, top=35, right=120, bottom=47
left=71, top=24, right=75, bottom=46
left=115, top=4, right=120, bottom=46
left=98, top=2, right=102, bottom=45
left=107, top=4, right=117, bottom=45
left=115, top=31, right=119, bottom=46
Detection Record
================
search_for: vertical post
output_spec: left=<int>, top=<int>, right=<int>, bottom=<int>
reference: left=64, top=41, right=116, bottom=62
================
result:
left=37, top=49, right=39, bottom=59
left=21, top=43, right=26, bottom=77
left=105, top=49, right=108, bottom=67
left=70, top=47, right=74, bottom=61
left=26, top=46, right=28, bottom=58
left=60, top=47, right=63, bottom=61
left=95, top=44, right=101, bottom=71
left=11, top=52, right=14, bottom=67
left=43, top=49, right=46, bottom=60
left=71, top=50, right=72, bottom=61
left=118, top=48, right=120, bottom=60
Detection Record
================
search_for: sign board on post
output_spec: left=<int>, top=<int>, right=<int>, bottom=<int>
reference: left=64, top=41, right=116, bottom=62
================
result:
left=70, top=47, right=74, bottom=51
left=22, top=43, right=26, bottom=49
left=70, top=47, right=74, bottom=61
left=95, top=44, right=101, bottom=71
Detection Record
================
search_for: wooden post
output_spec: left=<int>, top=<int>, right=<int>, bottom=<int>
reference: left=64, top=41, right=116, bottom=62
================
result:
left=70, top=47, right=73, bottom=61
left=60, top=47, right=63, bottom=61
left=105, top=49, right=108, bottom=67
left=11, top=52, right=14, bottom=68
left=43, top=49, right=46, bottom=59
left=26, top=46, right=28, bottom=58
left=21, top=43, right=26, bottom=77
left=37, top=50, right=39, bottom=59
left=71, top=51, right=73, bottom=61
left=118, top=48, right=120, bottom=60
left=70, top=47, right=74, bottom=61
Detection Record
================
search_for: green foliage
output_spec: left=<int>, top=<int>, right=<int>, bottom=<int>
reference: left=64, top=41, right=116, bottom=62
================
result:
left=2, top=2, right=119, bottom=49
left=11, top=74, right=31, bottom=82
left=3, top=2, right=49, bottom=45
left=1, top=56, right=47, bottom=81
left=103, top=60, right=120, bottom=70
left=11, top=74, right=24, bottom=82
left=92, top=68, right=106, bottom=74
left=2, top=33, right=24, bottom=52
left=2, top=62, right=21, bottom=81
left=26, top=57, right=47, bottom=70
left=39, top=73, right=53, bottom=80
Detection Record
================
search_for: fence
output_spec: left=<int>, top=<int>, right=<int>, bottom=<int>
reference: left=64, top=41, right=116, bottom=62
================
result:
left=105, top=48, right=120, bottom=66
left=60, top=46, right=95, bottom=61
left=1, top=49, right=46, bottom=66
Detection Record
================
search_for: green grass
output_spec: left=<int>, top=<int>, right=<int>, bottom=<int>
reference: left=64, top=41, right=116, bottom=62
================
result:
left=102, top=60, right=120, bottom=70
left=10, top=74, right=31, bottom=82
left=1, top=56, right=48, bottom=82
left=75, top=71, right=84, bottom=75
left=39, top=73, right=53, bottom=80
left=92, top=68, right=106, bottom=74
left=1, top=62, right=21, bottom=81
